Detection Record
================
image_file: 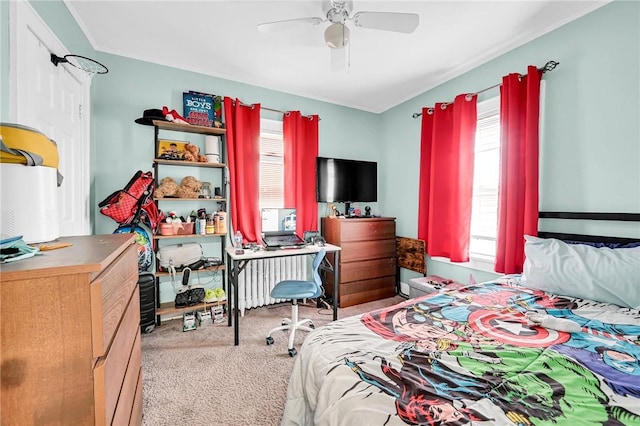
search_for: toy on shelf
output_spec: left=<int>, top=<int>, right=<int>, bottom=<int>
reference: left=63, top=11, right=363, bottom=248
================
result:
left=183, top=143, right=208, bottom=163
left=176, top=176, right=202, bottom=198
left=154, top=177, right=179, bottom=198
left=154, top=176, right=202, bottom=199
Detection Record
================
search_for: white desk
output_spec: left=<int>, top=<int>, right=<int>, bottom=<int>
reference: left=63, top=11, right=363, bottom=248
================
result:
left=226, top=243, right=341, bottom=346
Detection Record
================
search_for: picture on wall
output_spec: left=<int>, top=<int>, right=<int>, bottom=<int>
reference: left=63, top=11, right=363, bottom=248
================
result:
left=157, top=139, right=188, bottom=160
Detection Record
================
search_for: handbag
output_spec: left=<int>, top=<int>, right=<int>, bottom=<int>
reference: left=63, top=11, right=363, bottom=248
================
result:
left=157, top=242, right=203, bottom=271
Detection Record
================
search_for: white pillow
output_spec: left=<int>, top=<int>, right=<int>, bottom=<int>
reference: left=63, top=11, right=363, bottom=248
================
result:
left=522, top=235, right=640, bottom=309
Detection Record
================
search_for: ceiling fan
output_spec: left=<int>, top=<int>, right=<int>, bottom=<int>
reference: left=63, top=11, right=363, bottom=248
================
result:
left=257, top=1, right=419, bottom=70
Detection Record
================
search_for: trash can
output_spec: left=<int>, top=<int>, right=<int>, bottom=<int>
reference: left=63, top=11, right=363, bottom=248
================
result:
left=1, top=123, right=62, bottom=243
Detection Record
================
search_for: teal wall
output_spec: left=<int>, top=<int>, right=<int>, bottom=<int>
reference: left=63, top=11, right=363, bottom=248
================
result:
left=3, top=1, right=639, bottom=287
left=91, top=53, right=382, bottom=238
left=89, top=54, right=380, bottom=303
left=29, top=1, right=94, bottom=55
left=382, top=1, right=640, bottom=284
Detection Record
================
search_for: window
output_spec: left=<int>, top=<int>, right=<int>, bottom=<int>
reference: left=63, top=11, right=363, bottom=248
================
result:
left=436, top=84, right=544, bottom=272
left=259, top=118, right=284, bottom=209
left=469, top=96, right=500, bottom=261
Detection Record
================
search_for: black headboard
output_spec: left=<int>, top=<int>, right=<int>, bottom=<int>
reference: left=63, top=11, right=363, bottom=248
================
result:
left=538, top=211, right=640, bottom=244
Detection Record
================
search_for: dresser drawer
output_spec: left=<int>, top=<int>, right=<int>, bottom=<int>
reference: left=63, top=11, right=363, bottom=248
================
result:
left=111, top=330, right=141, bottom=426
left=339, top=238, right=396, bottom=262
left=339, top=275, right=397, bottom=307
left=336, top=219, right=395, bottom=242
left=130, top=368, right=143, bottom=425
left=340, top=257, right=396, bottom=283
left=94, top=287, right=140, bottom=425
left=91, top=244, right=138, bottom=358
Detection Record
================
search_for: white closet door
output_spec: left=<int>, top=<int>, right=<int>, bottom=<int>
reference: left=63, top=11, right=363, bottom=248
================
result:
left=10, top=1, right=90, bottom=237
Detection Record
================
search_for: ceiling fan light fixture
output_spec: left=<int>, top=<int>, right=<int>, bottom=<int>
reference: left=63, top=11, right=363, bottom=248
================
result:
left=324, top=23, right=350, bottom=49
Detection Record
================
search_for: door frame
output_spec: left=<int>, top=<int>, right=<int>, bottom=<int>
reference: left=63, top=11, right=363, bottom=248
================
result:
left=9, top=0, right=91, bottom=235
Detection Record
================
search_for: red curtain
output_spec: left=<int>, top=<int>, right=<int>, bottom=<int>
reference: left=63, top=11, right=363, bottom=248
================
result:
left=495, top=66, right=543, bottom=273
left=283, top=111, right=319, bottom=235
left=417, top=94, right=477, bottom=262
left=223, top=97, right=261, bottom=243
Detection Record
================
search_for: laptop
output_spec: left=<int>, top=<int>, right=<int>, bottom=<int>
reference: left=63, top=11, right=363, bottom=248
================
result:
left=261, top=208, right=306, bottom=248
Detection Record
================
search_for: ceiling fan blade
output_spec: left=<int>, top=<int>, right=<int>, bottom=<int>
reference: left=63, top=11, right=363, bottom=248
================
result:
left=352, top=11, right=419, bottom=33
left=257, top=17, right=324, bottom=33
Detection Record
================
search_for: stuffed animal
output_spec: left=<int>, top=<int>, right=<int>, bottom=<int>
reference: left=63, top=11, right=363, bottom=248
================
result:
left=154, top=176, right=179, bottom=198
left=184, top=143, right=208, bottom=163
left=182, top=143, right=196, bottom=161
left=162, top=106, right=189, bottom=125
left=176, top=176, right=202, bottom=198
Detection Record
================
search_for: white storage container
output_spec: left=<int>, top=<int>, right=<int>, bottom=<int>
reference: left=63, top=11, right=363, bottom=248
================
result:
left=1, top=163, right=59, bottom=243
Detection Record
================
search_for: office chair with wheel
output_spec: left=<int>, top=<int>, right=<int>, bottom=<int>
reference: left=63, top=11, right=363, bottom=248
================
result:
left=265, top=249, right=326, bottom=357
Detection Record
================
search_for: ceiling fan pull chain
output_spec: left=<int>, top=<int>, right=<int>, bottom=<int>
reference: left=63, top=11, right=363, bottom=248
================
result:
left=347, top=39, right=351, bottom=73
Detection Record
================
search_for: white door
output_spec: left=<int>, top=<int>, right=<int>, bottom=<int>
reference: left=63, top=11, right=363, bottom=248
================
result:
left=10, top=1, right=90, bottom=237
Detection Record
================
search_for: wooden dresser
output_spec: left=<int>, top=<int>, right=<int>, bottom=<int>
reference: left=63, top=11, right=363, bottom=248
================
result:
left=0, top=234, right=142, bottom=426
left=321, top=217, right=397, bottom=307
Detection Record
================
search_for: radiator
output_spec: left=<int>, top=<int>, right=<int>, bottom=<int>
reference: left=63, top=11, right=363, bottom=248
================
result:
left=238, top=256, right=308, bottom=316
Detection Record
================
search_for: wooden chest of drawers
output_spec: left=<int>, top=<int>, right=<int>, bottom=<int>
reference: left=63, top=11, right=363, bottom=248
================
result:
left=0, top=234, right=142, bottom=425
left=322, top=217, right=397, bottom=307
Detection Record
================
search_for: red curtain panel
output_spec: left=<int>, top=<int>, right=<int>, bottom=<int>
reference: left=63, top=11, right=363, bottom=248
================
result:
left=495, top=66, right=543, bottom=273
left=417, top=94, right=477, bottom=262
left=283, top=111, right=319, bottom=234
left=223, top=97, right=262, bottom=243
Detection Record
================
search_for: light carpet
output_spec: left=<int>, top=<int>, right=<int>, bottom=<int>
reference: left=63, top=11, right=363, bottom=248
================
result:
left=141, top=296, right=405, bottom=425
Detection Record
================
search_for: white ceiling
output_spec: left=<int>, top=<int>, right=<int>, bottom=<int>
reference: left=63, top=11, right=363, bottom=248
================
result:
left=65, top=0, right=609, bottom=113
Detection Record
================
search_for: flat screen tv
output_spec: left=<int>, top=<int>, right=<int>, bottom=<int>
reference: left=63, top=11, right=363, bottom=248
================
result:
left=316, top=156, right=377, bottom=214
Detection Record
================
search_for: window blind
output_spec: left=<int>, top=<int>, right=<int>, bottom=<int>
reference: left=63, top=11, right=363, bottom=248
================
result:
left=259, top=123, right=284, bottom=209
left=470, top=103, right=500, bottom=258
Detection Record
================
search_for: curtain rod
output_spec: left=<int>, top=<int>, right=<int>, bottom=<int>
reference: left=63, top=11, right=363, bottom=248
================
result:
left=262, top=106, right=286, bottom=114
left=232, top=100, right=317, bottom=120
left=411, top=60, right=559, bottom=119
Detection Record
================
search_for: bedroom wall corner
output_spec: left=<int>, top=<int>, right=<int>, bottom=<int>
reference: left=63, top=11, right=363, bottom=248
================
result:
left=89, top=52, right=383, bottom=237
left=379, top=0, right=640, bottom=281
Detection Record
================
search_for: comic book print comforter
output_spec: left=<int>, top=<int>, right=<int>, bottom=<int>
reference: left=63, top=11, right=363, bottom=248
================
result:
left=282, top=278, right=640, bottom=426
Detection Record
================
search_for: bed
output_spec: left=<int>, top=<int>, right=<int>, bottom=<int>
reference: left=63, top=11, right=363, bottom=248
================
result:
left=282, top=213, right=640, bottom=425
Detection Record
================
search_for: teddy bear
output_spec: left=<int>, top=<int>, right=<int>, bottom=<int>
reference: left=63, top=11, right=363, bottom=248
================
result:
left=176, top=176, right=202, bottom=198
left=183, top=143, right=208, bottom=163
left=153, top=176, right=179, bottom=198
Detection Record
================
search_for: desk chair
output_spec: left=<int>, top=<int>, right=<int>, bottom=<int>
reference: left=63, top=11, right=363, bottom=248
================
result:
left=265, top=249, right=326, bottom=357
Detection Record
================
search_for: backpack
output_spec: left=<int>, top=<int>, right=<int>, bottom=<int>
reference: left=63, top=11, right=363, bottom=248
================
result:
left=99, top=170, right=164, bottom=233
left=113, top=223, right=154, bottom=272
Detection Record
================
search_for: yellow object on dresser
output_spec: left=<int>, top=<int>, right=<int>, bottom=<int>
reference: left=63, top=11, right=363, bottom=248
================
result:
left=0, top=234, right=142, bottom=426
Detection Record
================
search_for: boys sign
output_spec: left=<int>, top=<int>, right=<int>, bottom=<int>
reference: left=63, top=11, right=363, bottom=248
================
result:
left=182, top=91, right=223, bottom=127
